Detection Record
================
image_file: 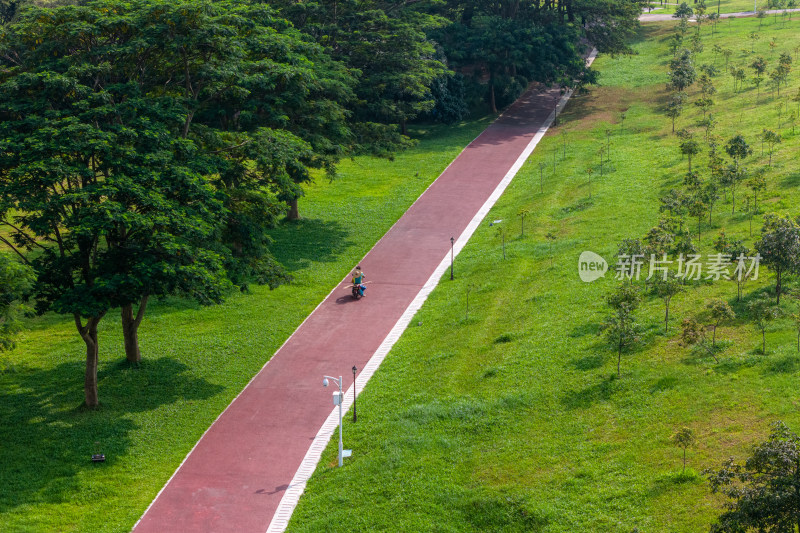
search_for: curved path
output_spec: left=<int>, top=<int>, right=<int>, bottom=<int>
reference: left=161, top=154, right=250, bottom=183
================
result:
left=132, top=50, right=597, bottom=533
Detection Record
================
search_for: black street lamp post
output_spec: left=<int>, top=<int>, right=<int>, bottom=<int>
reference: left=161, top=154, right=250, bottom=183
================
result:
left=352, top=365, right=357, bottom=422
left=450, top=236, right=455, bottom=280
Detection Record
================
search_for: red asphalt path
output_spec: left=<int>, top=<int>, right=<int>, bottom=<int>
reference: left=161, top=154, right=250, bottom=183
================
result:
left=133, top=81, right=575, bottom=533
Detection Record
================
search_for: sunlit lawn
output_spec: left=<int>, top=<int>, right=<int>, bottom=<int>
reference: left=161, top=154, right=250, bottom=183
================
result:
left=288, top=17, right=800, bottom=532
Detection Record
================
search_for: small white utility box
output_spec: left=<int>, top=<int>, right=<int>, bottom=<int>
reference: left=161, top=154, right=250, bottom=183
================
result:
left=332, top=391, right=342, bottom=406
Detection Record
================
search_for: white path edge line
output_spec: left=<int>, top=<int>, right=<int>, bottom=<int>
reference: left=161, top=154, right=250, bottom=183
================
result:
left=132, top=56, right=499, bottom=532
left=266, top=48, right=598, bottom=533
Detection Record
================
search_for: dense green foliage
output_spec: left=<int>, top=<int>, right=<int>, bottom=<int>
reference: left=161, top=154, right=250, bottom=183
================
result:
left=0, top=0, right=360, bottom=404
left=270, top=0, right=624, bottom=123
left=269, top=0, right=448, bottom=139
left=707, top=421, right=800, bottom=533
left=0, top=1, right=18, bottom=24
left=0, top=254, right=33, bottom=352
left=755, top=214, right=800, bottom=304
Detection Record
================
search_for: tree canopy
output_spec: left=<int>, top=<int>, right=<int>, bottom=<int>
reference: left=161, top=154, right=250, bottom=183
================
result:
left=708, top=421, right=800, bottom=533
left=0, top=0, right=642, bottom=406
left=0, top=0, right=358, bottom=405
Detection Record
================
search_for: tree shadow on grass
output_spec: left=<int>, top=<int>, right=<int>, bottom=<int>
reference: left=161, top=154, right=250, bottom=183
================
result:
left=707, top=354, right=762, bottom=375
left=0, top=357, right=223, bottom=513
left=630, top=23, right=674, bottom=46
left=561, top=375, right=622, bottom=410
left=780, top=172, right=800, bottom=188
left=267, top=218, right=351, bottom=273
left=763, top=354, right=800, bottom=375
left=650, top=375, right=680, bottom=393
left=568, top=353, right=605, bottom=371
left=556, top=94, right=613, bottom=129
left=648, top=470, right=702, bottom=498
left=457, top=489, right=549, bottom=533
left=569, top=322, right=602, bottom=338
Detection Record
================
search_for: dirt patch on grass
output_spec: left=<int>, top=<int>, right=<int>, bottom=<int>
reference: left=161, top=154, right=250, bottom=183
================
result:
left=557, top=85, right=665, bottom=132
left=637, top=21, right=681, bottom=40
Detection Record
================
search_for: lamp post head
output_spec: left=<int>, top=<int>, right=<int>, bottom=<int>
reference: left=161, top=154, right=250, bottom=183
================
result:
left=450, top=237, right=454, bottom=245
left=323, top=377, right=329, bottom=387
left=352, top=365, right=357, bottom=374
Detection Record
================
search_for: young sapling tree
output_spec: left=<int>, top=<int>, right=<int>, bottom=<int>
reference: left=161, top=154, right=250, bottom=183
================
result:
left=672, top=427, right=696, bottom=473
left=707, top=299, right=735, bottom=348
left=748, top=294, right=780, bottom=354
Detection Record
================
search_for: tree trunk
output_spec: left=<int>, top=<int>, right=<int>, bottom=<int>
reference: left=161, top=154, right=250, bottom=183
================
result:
left=489, top=82, right=497, bottom=114
left=121, top=294, right=149, bottom=364
left=665, top=299, right=670, bottom=333
left=287, top=197, right=300, bottom=220
left=400, top=118, right=407, bottom=136
left=76, top=313, right=106, bottom=408
left=762, top=329, right=766, bottom=354
left=712, top=325, right=717, bottom=347
left=777, top=270, right=782, bottom=305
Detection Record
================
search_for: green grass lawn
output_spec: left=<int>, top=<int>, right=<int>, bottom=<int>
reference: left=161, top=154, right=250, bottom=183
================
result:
left=287, top=17, right=800, bottom=532
left=0, top=117, right=494, bottom=532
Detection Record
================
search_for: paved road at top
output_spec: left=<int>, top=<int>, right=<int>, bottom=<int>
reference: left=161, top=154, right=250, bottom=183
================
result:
left=640, top=7, right=800, bottom=21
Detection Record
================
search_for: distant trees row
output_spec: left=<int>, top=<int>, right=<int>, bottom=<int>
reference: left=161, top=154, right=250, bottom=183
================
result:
left=604, top=207, right=800, bottom=375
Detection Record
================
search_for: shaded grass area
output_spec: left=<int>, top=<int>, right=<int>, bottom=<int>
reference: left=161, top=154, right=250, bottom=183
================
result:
left=0, top=117, right=493, bottom=532
left=288, top=17, right=800, bottom=532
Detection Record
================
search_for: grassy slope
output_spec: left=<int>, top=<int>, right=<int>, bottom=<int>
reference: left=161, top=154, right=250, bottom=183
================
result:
left=288, top=17, right=800, bottom=533
left=0, top=118, right=493, bottom=533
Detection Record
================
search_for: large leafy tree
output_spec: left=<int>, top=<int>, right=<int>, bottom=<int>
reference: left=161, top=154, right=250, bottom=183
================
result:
left=436, top=5, right=594, bottom=114
left=339, top=9, right=447, bottom=136
left=0, top=2, right=232, bottom=405
left=437, top=0, right=645, bottom=55
left=271, top=0, right=446, bottom=143
left=708, top=421, right=800, bottom=533
left=0, top=0, right=355, bottom=404
left=755, top=214, right=800, bottom=305
left=139, top=0, right=356, bottom=220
